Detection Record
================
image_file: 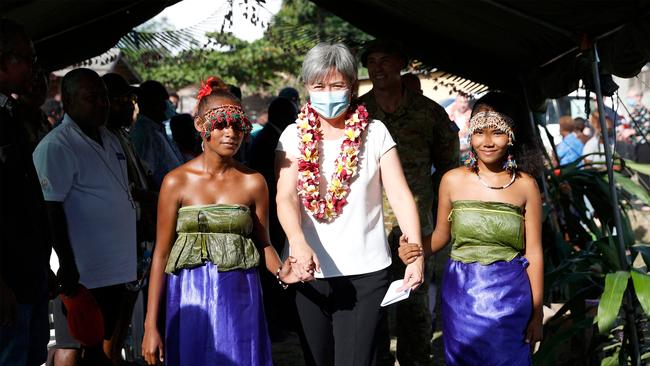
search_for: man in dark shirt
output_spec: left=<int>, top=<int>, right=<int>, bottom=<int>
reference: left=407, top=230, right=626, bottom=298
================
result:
left=249, top=97, right=298, bottom=252
left=0, top=18, right=77, bottom=366
left=248, top=97, right=298, bottom=339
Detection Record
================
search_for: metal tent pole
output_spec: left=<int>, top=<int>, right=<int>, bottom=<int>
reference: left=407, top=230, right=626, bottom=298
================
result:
left=518, top=77, right=562, bottom=234
left=590, top=44, right=641, bottom=366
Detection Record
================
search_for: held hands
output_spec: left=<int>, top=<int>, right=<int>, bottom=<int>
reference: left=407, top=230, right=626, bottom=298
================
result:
left=397, top=234, right=424, bottom=265
left=278, top=256, right=302, bottom=284
left=142, top=326, right=164, bottom=365
left=290, top=240, right=320, bottom=282
left=398, top=235, right=424, bottom=292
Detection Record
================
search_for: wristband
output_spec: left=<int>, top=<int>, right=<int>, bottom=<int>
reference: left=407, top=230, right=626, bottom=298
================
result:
left=276, top=266, right=289, bottom=290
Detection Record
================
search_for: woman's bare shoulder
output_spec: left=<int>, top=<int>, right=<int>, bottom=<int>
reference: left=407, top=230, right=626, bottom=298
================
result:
left=161, top=163, right=192, bottom=190
left=516, top=171, right=539, bottom=189
left=234, top=163, right=267, bottom=191
left=442, top=166, right=472, bottom=183
left=515, top=172, right=541, bottom=204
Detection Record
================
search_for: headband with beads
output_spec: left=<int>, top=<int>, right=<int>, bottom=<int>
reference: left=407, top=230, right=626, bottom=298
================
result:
left=200, top=105, right=252, bottom=138
left=468, top=111, right=515, bottom=146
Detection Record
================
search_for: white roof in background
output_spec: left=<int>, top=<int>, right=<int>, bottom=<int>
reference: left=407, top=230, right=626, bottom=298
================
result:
left=52, top=48, right=140, bottom=81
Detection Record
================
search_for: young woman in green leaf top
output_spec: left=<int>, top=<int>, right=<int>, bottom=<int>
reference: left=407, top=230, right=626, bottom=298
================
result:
left=400, top=91, right=545, bottom=365
left=142, top=77, right=300, bottom=365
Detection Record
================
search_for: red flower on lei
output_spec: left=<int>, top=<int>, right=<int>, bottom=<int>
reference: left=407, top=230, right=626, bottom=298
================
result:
left=296, top=103, right=369, bottom=221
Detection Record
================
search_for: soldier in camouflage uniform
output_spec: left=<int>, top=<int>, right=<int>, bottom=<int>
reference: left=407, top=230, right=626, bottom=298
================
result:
left=359, top=40, right=460, bottom=366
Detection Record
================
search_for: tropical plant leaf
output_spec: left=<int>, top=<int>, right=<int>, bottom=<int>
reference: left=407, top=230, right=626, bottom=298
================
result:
left=600, top=347, right=620, bottom=366
left=552, top=231, right=572, bottom=262
left=539, top=123, right=559, bottom=163
left=630, top=270, right=650, bottom=317
left=625, top=161, right=650, bottom=176
left=594, top=236, right=622, bottom=272
left=564, top=177, right=604, bottom=236
left=618, top=210, right=636, bottom=253
left=546, top=271, right=597, bottom=292
left=611, top=172, right=650, bottom=206
left=597, top=271, right=630, bottom=334
left=546, top=285, right=599, bottom=323
left=642, top=350, right=650, bottom=361
left=588, top=182, right=617, bottom=228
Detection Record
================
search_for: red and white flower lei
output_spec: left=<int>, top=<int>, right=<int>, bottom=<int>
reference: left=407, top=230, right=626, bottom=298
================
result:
left=296, top=103, right=369, bottom=222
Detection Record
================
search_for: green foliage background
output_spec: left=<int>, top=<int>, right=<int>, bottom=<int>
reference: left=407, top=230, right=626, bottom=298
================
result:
left=121, top=0, right=372, bottom=95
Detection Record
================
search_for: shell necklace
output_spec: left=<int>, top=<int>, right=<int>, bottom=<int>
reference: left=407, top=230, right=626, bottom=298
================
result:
left=476, top=171, right=516, bottom=190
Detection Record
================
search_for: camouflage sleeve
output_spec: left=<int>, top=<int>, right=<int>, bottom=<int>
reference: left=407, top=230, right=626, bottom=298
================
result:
left=430, top=103, right=460, bottom=190
left=428, top=104, right=459, bottom=224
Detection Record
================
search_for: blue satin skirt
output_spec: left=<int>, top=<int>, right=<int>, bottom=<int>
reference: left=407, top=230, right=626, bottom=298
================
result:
left=442, top=257, right=532, bottom=366
left=165, top=262, right=273, bottom=366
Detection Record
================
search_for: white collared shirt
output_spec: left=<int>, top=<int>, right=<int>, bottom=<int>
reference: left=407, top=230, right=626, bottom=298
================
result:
left=33, top=114, right=136, bottom=289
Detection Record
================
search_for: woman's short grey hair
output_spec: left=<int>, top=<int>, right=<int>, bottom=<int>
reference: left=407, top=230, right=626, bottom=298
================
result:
left=301, top=43, right=357, bottom=86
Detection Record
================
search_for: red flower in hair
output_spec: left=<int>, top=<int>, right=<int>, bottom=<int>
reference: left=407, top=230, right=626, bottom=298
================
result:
left=196, top=76, right=229, bottom=102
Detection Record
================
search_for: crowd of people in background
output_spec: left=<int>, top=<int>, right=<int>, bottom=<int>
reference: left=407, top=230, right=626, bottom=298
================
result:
left=2, top=13, right=650, bottom=366
left=550, top=87, right=650, bottom=213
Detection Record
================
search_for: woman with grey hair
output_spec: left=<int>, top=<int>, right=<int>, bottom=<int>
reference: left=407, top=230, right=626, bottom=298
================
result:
left=276, top=42, right=423, bottom=365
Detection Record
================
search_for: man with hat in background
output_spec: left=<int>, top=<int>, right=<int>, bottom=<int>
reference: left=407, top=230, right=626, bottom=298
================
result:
left=359, top=39, right=459, bottom=366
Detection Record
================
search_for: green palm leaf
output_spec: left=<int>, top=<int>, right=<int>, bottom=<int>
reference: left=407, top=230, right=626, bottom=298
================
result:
left=611, top=172, right=650, bottom=206
left=630, top=270, right=650, bottom=317
left=599, top=347, right=620, bottom=366
left=597, top=271, right=630, bottom=334
left=625, top=161, right=650, bottom=176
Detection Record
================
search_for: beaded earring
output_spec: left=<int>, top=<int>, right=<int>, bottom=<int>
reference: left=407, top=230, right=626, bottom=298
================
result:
left=464, top=150, right=479, bottom=173
left=503, top=152, right=518, bottom=173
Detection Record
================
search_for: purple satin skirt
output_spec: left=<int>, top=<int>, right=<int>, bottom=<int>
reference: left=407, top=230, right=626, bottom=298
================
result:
left=442, top=257, right=532, bottom=366
left=165, top=262, right=273, bottom=366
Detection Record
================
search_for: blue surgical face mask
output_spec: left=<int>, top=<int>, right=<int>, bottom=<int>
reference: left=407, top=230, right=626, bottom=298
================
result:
left=309, top=89, right=350, bottom=119
left=626, top=97, right=638, bottom=107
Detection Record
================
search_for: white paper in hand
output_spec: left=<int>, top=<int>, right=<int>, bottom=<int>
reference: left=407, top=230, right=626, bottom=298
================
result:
left=380, top=279, right=411, bottom=307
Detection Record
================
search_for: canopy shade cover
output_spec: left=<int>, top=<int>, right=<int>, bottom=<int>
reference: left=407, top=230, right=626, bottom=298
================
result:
left=311, top=0, right=650, bottom=108
left=1, top=0, right=181, bottom=72
left=3, top=0, right=650, bottom=108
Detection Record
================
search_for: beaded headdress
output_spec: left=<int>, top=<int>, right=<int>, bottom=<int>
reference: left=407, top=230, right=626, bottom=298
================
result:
left=195, top=76, right=251, bottom=138
left=200, top=105, right=252, bottom=138
left=468, top=111, right=515, bottom=145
